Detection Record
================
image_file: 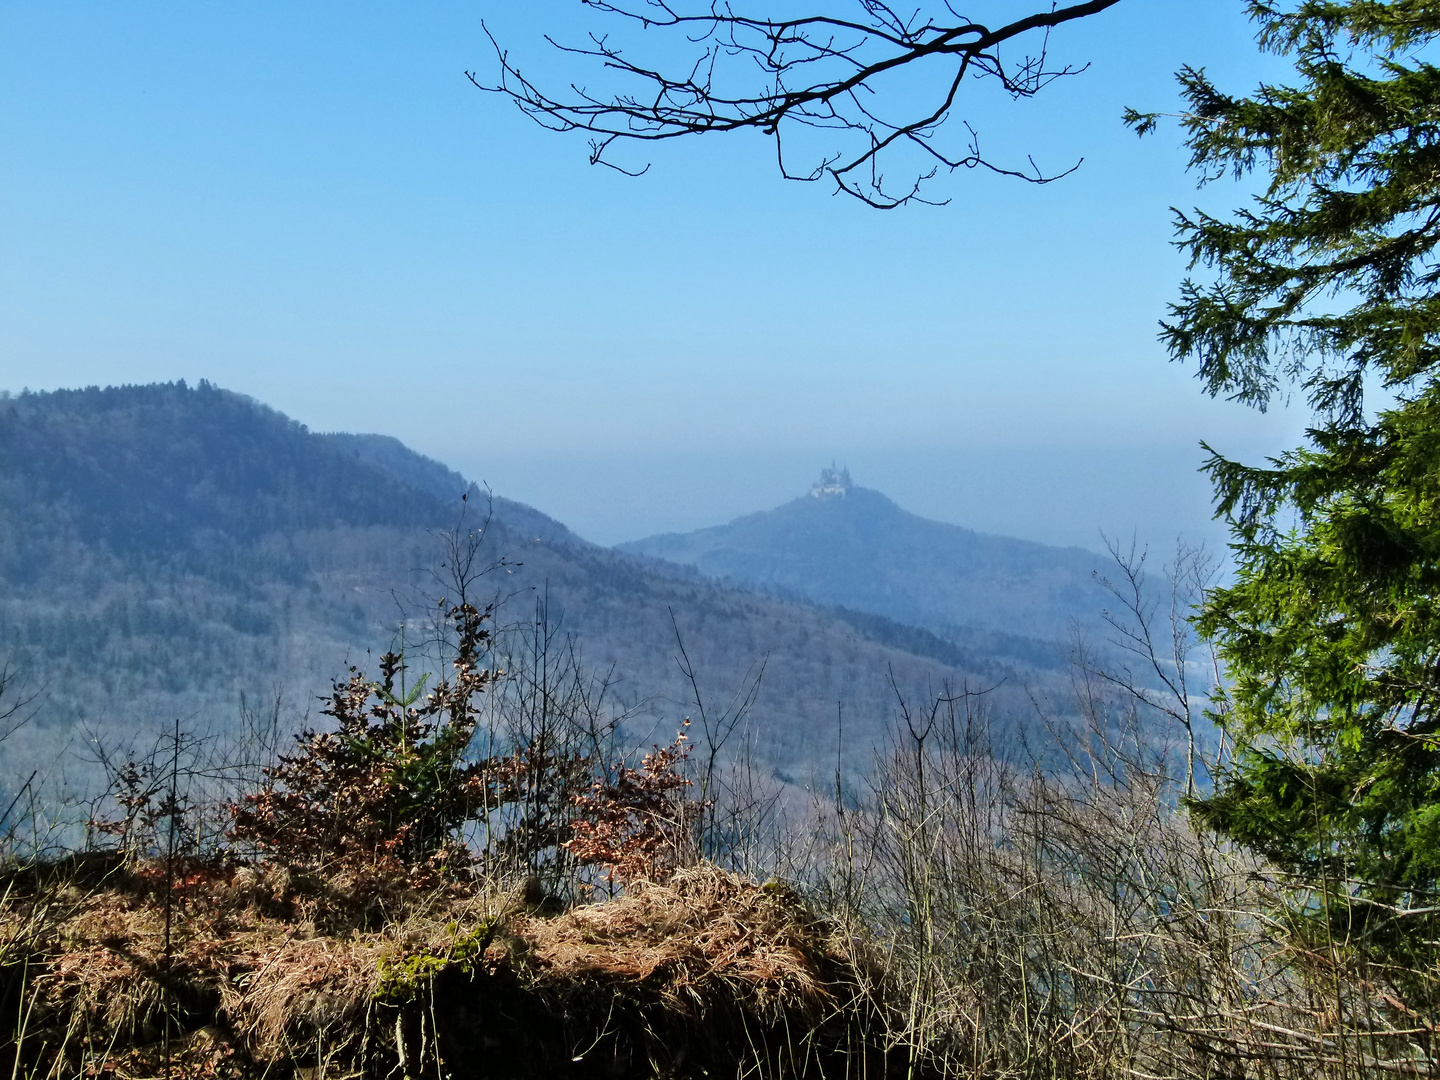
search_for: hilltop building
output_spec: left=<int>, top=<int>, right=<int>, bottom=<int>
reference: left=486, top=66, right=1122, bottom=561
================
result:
left=810, top=465, right=853, bottom=499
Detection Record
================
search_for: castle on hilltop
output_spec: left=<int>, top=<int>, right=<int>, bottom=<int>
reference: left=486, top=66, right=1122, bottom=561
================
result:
left=810, top=464, right=853, bottom=498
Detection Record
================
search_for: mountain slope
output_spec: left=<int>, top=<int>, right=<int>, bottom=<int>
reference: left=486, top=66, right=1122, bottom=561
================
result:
left=0, top=384, right=1064, bottom=787
left=620, top=472, right=1104, bottom=644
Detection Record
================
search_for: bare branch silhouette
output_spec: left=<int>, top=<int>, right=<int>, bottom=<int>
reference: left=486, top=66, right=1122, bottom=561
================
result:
left=0, top=658, right=40, bottom=747
left=472, top=0, right=1122, bottom=207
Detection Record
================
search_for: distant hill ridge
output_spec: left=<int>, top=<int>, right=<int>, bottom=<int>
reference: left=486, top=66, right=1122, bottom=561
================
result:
left=0, top=381, right=459, bottom=568
left=620, top=468, right=1104, bottom=644
left=0, top=383, right=1072, bottom=787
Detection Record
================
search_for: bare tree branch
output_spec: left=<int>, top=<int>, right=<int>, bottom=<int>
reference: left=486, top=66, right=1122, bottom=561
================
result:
left=0, top=658, right=40, bottom=747
left=471, top=0, right=1122, bottom=207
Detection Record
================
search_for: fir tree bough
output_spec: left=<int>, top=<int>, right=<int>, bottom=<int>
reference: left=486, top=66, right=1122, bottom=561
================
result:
left=1129, top=0, right=1440, bottom=961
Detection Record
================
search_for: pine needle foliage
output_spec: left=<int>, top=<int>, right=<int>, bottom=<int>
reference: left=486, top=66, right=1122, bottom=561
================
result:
left=1128, top=0, right=1440, bottom=961
left=228, top=601, right=503, bottom=880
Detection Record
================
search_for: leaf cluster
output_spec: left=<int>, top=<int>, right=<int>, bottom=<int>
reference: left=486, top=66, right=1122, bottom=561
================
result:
left=565, top=720, right=702, bottom=884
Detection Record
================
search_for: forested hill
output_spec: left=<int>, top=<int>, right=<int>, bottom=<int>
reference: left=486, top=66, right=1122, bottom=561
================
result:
left=0, top=382, right=584, bottom=572
left=0, top=383, right=1068, bottom=786
left=0, top=382, right=463, bottom=574
left=620, top=477, right=1104, bottom=644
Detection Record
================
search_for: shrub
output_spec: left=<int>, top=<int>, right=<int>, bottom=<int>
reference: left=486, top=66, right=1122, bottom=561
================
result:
left=228, top=598, right=703, bottom=894
left=565, top=722, right=702, bottom=884
left=228, top=601, right=502, bottom=883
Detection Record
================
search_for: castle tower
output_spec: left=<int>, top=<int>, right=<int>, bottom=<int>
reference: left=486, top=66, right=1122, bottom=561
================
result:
left=810, top=463, right=853, bottom=498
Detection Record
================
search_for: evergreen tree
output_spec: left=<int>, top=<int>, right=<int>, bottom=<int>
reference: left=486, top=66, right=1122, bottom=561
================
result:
left=1129, top=1, right=1440, bottom=958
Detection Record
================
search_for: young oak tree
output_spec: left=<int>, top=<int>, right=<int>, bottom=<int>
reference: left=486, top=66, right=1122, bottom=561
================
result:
left=1128, top=1, right=1440, bottom=960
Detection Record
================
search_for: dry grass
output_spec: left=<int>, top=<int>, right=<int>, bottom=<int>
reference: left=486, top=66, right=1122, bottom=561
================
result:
left=499, top=865, right=886, bottom=1079
left=519, top=865, right=848, bottom=1018
left=1, top=859, right=882, bottom=1079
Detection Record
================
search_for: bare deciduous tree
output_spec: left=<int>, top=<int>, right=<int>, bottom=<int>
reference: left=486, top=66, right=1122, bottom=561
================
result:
left=1084, top=537, right=1224, bottom=798
left=473, top=0, right=1122, bottom=207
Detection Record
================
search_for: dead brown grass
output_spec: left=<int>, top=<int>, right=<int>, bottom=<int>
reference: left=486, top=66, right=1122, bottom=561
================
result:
left=2, top=860, right=883, bottom=1079
left=520, top=865, right=848, bottom=1018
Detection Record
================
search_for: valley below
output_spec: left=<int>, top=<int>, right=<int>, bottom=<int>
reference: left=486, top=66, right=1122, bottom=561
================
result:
left=0, top=382, right=1107, bottom=794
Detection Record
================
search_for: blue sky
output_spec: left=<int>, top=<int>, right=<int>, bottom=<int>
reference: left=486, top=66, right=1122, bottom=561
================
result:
left=0, top=1, right=1307, bottom=549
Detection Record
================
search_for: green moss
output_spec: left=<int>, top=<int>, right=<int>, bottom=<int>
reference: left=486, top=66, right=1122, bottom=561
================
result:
left=374, top=918, right=498, bottom=1003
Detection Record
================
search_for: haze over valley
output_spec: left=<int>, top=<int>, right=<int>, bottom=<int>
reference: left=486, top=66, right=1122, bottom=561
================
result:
left=0, top=382, right=1108, bottom=791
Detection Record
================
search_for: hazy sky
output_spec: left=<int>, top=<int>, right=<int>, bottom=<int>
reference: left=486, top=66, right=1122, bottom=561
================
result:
left=1, top=2, right=1309, bottom=550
